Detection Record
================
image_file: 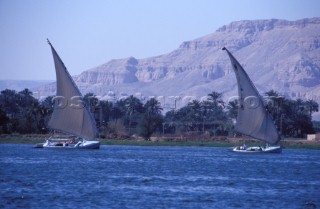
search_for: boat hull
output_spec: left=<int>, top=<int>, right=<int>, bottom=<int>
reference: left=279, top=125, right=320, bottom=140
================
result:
left=232, top=146, right=282, bottom=153
left=34, top=140, right=100, bottom=149
left=74, top=140, right=100, bottom=149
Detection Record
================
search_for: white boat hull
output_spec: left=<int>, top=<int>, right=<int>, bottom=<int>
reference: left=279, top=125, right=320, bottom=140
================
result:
left=74, top=140, right=100, bottom=149
left=34, top=140, right=100, bottom=149
left=232, top=146, right=282, bottom=153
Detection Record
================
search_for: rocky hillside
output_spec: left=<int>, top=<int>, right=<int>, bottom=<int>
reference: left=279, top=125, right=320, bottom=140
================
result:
left=35, top=18, right=320, bottom=118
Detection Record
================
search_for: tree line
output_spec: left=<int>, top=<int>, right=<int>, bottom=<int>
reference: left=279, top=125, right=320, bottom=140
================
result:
left=0, top=88, right=318, bottom=139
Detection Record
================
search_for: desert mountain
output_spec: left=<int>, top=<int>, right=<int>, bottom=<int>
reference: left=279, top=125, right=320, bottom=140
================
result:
left=34, top=18, right=320, bottom=117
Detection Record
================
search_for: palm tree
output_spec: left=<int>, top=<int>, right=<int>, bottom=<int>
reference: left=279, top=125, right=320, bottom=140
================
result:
left=226, top=100, right=239, bottom=120
left=0, top=89, right=19, bottom=118
left=0, top=106, right=9, bottom=133
left=187, top=100, right=201, bottom=112
left=264, top=90, right=284, bottom=109
left=112, top=100, right=125, bottom=123
left=99, top=100, right=112, bottom=123
left=200, top=100, right=212, bottom=132
left=186, top=100, right=202, bottom=131
left=144, top=98, right=163, bottom=115
left=124, top=95, right=143, bottom=133
left=207, top=91, right=224, bottom=108
left=19, top=88, right=33, bottom=97
left=138, top=113, right=163, bottom=140
left=18, top=88, right=34, bottom=107
left=42, top=96, right=54, bottom=113
left=264, top=90, right=285, bottom=128
left=305, top=99, right=319, bottom=118
left=83, top=93, right=99, bottom=111
left=294, top=99, right=306, bottom=113
left=138, top=98, right=164, bottom=140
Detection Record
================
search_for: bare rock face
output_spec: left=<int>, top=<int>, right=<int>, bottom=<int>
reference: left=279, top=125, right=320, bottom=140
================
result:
left=35, top=18, right=320, bottom=115
left=74, top=57, right=139, bottom=85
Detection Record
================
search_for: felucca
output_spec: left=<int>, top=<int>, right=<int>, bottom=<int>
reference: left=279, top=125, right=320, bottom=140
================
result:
left=35, top=40, right=100, bottom=149
left=223, top=47, right=281, bottom=153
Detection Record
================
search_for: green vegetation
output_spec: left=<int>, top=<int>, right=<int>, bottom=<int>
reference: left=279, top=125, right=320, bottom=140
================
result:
left=101, top=139, right=232, bottom=147
left=0, top=135, right=44, bottom=144
left=0, top=89, right=319, bottom=142
left=282, top=143, right=320, bottom=150
left=0, top=89, right=53, bottom=134
left=264, top=90, right=318, bottom=138
left=1, top=135, right=320, bottom=150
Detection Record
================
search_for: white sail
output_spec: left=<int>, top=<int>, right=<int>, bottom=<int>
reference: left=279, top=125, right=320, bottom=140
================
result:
left=223, top=47, right=280, bottom=145
left=47, top=40, right=97, bottom=140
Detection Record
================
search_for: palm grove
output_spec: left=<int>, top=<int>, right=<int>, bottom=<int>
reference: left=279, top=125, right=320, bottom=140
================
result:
left=0, top=88, right=319, bottom=140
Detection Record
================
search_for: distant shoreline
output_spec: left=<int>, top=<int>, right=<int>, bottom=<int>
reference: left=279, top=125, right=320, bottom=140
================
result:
left=1, top=134, right=320, bottom=150
left=0, top=80, right=53, bottom=92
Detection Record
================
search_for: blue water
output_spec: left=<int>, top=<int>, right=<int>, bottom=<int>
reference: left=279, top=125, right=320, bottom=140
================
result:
left=0, top=145, right=319, bottom=209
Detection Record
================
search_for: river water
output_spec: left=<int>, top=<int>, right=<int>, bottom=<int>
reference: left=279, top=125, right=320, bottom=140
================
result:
left=0, top=144, right=319, bottom=209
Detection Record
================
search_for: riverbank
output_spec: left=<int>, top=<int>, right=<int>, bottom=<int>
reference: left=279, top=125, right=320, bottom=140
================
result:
left=1, top=134, right=320, bottom=149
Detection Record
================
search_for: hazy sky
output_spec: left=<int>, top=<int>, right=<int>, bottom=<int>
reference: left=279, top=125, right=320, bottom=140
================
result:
left=0, top=0, right=319, bottom=80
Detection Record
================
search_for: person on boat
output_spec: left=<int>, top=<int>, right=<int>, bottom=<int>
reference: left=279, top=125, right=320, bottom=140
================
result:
left=242, top=144, right=247, bottom=150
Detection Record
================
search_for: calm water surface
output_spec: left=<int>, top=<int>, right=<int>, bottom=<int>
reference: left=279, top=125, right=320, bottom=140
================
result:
left=0, top=144, right=319, bottom=209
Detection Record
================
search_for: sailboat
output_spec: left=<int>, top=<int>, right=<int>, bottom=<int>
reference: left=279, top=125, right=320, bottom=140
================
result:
left=222, top=47, right=282, bottom=153
left=35, top=40, right=100, bottom=149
